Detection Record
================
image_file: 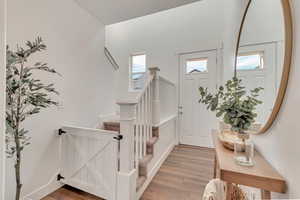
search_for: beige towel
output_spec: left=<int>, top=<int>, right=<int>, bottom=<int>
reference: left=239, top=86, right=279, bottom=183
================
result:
left=202, top=179, right=226, bottom=200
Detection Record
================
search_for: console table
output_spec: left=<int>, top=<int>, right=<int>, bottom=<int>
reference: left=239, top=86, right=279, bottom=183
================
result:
left=212, top=131, right=286, bottom=200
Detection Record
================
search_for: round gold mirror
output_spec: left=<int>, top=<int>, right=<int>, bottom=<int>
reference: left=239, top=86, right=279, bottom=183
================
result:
left=234, top=0, right=293, bottom=134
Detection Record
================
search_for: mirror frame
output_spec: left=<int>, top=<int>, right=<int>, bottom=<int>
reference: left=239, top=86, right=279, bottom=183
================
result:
left=234, top=0, right=293, bottom=134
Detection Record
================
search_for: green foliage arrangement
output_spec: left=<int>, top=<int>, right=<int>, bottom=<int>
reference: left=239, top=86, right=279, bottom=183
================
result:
left=199, top=77, right=263, bottom=134
left=6, top=37, right=60, bottom=200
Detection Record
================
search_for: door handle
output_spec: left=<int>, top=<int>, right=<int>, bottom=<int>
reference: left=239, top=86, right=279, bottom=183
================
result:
left=179, top=111, right=183, bottom=115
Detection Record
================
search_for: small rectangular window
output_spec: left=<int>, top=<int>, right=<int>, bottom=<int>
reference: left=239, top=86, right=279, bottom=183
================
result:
left=131, top=54, right=146, bottom=90
left=186, top=58, right=208, bottom=74
left=237, top=51, right=264, bottom=71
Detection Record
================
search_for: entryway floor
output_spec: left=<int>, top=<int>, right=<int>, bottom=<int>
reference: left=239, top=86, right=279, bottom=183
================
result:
left=42, top=145, right=215, bottom=200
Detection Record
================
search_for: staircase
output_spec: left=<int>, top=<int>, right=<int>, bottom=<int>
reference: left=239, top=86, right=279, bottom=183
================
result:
left=103, top=121, right=159, bottom=191
left=57, top=67, right=177, bottom=200
left=101, top=67, right=161, bottom=194
left=96, top=66, right=177, bottom=200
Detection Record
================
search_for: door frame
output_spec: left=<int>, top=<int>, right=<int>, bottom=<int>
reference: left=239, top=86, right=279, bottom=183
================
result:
left=177, top=48, right=223, bottom=146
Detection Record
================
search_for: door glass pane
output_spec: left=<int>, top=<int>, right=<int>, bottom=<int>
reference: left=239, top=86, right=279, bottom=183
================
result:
left=237, top=52, right=264, bottom=70
left=186, top=58, right=208, bottom=74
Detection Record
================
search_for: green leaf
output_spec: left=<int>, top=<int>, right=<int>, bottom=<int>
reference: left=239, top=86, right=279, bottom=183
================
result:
left=5, top=37, right=61, bottom=157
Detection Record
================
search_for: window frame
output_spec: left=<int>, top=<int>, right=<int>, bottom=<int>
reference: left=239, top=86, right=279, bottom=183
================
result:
left=236, top=50, right=265, bottom=71
left=129, top=53, right=147, bottom=91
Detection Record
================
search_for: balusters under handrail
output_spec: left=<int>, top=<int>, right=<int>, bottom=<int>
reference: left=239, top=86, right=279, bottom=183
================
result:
left=117, top=67, right=160, bottom=200
left=134, top=74, right=154, bottom=167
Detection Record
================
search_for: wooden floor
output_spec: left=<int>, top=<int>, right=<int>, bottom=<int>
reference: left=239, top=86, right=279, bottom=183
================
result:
left=42, top=145, right=215, bottom=200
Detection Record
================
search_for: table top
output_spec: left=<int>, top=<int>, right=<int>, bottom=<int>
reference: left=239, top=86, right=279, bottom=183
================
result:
left=212, top=130, right=286, bottom=193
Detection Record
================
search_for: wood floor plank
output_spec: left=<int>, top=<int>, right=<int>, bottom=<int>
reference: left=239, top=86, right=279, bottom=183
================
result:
left=43, top=145, right=215, bottom=200
left=141, top=145, right=215, bottom=200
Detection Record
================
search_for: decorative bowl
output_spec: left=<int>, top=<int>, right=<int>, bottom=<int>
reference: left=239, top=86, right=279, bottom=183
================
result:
left=218, top=130, right=239, bottom=151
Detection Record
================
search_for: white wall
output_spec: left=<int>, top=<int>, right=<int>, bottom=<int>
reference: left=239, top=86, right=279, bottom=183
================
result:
left=159, top=77, right=177, bottom=120
left=0, top=0, right=6, bottom=199
left=223, top=0, right=284, bottom=83
left=5, top=0, right=116, bottom=198
left=252, top=1, right=300, bottom=198
left=221, top=0, right=246, bottom=82
left=106, top=0, right=225, bottom=99
left=240, top=0, right=284, bottom=46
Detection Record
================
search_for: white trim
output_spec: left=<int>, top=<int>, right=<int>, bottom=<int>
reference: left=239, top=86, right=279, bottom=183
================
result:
left=136, top=141, right=175, bottom=199
left=23, top=171, right=64, bottom=200
left=176, top=47, right=221, bottom=56
left=239, top=40, right=284, bottom=48
left=159, top=75, right=176, bottom=87
left=159, top=114, right=177, bottom=127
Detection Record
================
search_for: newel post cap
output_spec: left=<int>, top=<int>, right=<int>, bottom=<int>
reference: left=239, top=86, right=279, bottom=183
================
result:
left=149, top=66, right=160, bottom=73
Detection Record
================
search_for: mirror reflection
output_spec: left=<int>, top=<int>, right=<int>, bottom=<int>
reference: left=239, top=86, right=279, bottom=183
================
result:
left=236, top=0, right=285, bottom=131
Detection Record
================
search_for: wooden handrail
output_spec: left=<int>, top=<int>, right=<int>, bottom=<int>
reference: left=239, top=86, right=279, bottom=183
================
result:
left=104, top=47, right=119, bottom=71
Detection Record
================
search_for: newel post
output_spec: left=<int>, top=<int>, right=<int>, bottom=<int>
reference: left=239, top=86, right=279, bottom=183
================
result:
left=116, top=101, right=137, bottom=200
left=118, top=102, right=136, bottom=172
left=149, top=67, right=160, bottom=126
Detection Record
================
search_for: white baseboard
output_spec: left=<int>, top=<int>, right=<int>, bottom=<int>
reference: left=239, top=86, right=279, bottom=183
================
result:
left=136, top=141, right=175, bottom=199
left=23, top=172, right=64, bottom=200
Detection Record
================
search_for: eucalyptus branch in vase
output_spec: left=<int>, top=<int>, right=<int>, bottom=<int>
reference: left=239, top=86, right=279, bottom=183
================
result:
left=6, top=37, right=60, bottom=200
left=198, top=77, right=263, bottom=135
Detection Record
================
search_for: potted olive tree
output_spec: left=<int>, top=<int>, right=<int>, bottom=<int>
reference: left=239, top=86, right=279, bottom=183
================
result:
left=6, top=37, right=60, bottom=200
left=199, top=77, right=263, bottom=166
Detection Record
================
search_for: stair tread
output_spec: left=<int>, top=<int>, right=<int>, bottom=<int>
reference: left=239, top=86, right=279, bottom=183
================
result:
left=139, top=154, right=153, bottom=167
left=147, top=137, right=158, bottom=146
left=136, top=176, right=147, bottom=191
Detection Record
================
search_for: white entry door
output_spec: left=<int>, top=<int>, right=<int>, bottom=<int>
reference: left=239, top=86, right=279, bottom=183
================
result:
left=179, top=51, right=218, bottom=147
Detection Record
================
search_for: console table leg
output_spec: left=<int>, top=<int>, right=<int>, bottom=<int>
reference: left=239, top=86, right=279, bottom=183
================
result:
left=214, top=155, right=217, bottom=178
left=261, top=189, right=271, bottom=199
left=226, top=183, right=233, bottom=200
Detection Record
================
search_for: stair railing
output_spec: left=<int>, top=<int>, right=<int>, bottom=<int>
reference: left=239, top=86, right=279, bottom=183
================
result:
left=134, top=69, right=153, bottom=167
left=116, top=67, right=160, bottom=200
left=104, top=47, right=119, bottom=71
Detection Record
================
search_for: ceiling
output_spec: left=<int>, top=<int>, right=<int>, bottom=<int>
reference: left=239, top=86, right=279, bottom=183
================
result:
left=74, top=0, right=202, bottom=25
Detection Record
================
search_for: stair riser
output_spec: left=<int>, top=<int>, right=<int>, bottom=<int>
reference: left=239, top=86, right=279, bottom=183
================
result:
left=147, top=144, right=154, bottom=155
left=152, top=127, right=159, bottom=137
left=139, top=166, right=148, bottom=177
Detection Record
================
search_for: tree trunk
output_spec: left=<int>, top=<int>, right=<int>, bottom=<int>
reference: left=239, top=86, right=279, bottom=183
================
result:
left=14, top=146, right=22, bottom=200
left=14, top=62, right=24, bottom=200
